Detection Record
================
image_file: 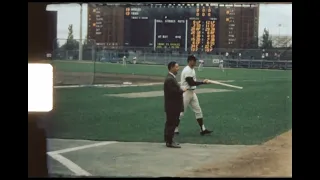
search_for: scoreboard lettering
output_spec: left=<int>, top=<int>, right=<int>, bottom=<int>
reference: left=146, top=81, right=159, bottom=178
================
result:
left=190, top=20, right=201, bottom=52
left=204, top=21, right=216, bottom=52
left=188, top=5, right=219, bottom=52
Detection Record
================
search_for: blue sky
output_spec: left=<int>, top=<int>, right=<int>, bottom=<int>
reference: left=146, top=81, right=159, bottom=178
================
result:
left=47, top=3, right=292, bottom=40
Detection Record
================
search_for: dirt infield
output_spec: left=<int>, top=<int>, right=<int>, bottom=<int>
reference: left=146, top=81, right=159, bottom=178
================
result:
left=55, top=72, right=164, bottom=85
left=178, top=130, right=292, bottom=177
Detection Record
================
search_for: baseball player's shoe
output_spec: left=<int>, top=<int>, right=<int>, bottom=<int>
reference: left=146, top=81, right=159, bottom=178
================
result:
left=166, top=142, right=181, bottom=148
left=200, top=129, right=213, bottom=136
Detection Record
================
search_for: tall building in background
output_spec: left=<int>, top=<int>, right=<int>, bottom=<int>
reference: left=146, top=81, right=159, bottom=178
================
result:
left=87, top=4, right=125, bottom=48
left=218, top=4, right=259, bottom=49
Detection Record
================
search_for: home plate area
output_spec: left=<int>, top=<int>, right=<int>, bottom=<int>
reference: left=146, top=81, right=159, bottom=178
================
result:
left=47, top=139, right=251, bottom=177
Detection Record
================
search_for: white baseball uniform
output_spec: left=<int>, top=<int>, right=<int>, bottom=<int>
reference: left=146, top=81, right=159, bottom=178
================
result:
left=198, top=60, right=204, bottom=71
left=122, top=56, right=127, bottom=66
left=177, top=65, right=206, bottom=132
left=133, top=57, right=137, bottom=64
left=219, top=59, right=224, bottom=72
left=225, top=52, right=229, bottom=59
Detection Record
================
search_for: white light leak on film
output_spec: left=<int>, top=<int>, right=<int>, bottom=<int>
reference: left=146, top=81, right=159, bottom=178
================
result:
left=28, top=64, right=53, bottom=112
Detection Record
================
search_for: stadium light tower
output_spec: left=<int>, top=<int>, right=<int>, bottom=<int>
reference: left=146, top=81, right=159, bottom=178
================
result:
left=79, top=3, right=83, bottom=61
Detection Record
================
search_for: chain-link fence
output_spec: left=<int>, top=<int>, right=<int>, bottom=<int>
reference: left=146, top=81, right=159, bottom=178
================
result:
left=94, top=47, right=292, bottom=63
left=51, top=38, right=291, bottom=86
left=52, top=38, right=96, bottom=85
left=93, top=46, right=291, bottom=67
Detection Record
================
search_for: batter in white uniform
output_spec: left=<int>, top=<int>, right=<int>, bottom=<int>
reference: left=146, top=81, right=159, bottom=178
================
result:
left=175, top=55, right=213, bottom=136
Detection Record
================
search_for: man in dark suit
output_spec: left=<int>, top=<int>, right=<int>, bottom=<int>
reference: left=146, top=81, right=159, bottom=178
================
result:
left=164, top=61, right=187, bottom=148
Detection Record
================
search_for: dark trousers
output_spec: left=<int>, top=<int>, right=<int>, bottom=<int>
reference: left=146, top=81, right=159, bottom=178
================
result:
left=164, top=111, right=180, bottom=144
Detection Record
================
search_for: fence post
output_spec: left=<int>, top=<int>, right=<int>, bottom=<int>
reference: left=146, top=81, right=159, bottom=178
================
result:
left=92, top=53, right=96, bottom=85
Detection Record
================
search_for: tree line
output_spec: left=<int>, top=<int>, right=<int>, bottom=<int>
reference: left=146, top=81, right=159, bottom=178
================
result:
left=54, top=24, right=92, bottom=51
left=55, top=24, right=289, bottom=51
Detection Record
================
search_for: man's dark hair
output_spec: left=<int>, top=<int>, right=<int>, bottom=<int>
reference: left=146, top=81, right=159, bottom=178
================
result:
left=167, top=61, right=177, bottom=70
left=187, top=55, right=197, bottom=62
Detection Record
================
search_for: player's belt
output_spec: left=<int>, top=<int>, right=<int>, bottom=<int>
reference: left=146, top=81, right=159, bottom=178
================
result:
left=187, top=89, right=196, bottom=91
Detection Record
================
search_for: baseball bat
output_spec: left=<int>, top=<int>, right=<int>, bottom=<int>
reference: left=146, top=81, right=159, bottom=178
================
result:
left=207, top=80, right=243, bottom=89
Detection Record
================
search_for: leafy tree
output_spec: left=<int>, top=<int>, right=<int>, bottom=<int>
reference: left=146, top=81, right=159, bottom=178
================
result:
left=60, top=24, right=79, bottom=51
left=260, top=28, right=273, bottom=49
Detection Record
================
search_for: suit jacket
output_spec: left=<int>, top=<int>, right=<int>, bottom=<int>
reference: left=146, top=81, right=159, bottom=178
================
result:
left=163, top=73, right=184, bottom=113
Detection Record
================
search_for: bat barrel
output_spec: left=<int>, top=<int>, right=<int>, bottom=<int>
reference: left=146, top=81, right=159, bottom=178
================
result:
left=208, top=80, right=243, bottom=89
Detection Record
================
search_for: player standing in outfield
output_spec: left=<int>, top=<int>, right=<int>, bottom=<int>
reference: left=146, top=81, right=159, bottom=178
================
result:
left=122, top=56, right=127, bottom=66
left=198, top=59, right=204, bottom=71
left=219, top=59, right=224, bottom=72
left=133, top=56, right=137, bottom=64
left=175, top=55, right=213, bottom=136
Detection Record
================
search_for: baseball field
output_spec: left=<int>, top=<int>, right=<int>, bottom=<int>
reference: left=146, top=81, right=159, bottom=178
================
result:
left=47, top=60, right=292, bottom=177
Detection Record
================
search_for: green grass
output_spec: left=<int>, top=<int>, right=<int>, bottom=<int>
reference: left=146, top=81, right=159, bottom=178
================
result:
left=53, top=60, right=292, bottom=80
left=49, top=62, right=292, bottom=145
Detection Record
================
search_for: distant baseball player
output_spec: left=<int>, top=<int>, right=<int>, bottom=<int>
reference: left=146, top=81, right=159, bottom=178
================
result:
left=175, top=55, right=213, bottom=136
left=122, top=56, right=127, bottom=66
left=198, top=59, right=204, bottom=71
left=219, top=59, right=224, bottom=72
left=133, top=56, right=137, bottom=64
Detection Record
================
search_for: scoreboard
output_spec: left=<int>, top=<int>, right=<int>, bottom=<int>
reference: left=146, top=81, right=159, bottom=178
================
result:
left=155, top=19, right=186, bottom=49
left=124, top=7, right=154, bottom=47
left=154, top=7, right=187, bottom=50
left=88, top=3, right=259, bottom=51
left=124, top=6, right=187, bottom=50
left=188, top=5, right=219, bottom=52
left=123, top=4, right=219, bottom=52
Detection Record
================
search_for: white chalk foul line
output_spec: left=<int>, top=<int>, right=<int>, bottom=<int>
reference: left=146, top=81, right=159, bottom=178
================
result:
left=47, top=141, right=118, bottom=176
left=49, top=141, right=118, bottom=155
left=48, top=153, right=92, bottom=176
left=54, top=83, right=162, bottom=89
